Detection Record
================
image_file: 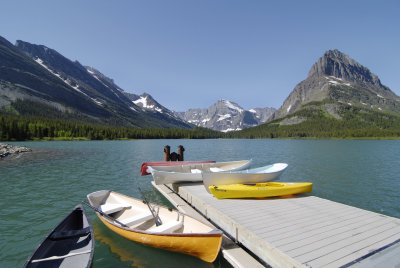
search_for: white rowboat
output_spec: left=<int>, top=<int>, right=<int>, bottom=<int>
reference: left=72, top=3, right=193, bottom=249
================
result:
left=202, top=163, right=288, bottom=193
left=149, top=159, right=252, bottom=185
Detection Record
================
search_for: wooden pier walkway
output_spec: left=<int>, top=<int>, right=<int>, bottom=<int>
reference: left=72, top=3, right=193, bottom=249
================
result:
left=153, top=182, right=400, bottom=268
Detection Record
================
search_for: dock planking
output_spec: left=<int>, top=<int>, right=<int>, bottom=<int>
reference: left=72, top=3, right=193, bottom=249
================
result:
left=151, top=182, right=265, bottom=268
left=160, top=183, right=400, bottom=268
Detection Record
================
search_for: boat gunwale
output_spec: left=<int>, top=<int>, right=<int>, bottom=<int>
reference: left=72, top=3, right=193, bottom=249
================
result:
left=89, top=190, right=223, bottom=238
left=207, top=162, right=288, bottom=175
left=23, top=204, right=94, bottom=268
left=201, top=162, right=289, bottom=193
left=150, top=159, right=253, bottom=175
left=141, top=161, right=216, bottom=175
left=97, top=214, right=223, bottom=237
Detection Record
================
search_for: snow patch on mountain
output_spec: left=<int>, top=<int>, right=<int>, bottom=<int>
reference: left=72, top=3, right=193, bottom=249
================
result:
left=133, top=95, right=163, bottom=113
left=85, top=66, right=126, bottom=101
left=217, top=114, right=232, bottom=121
left=223, top=100, right=244, bottom=113
left=35, top=58, right=103, bottom=106
left=325, top=76, right=352, bottom=87
left=87, top=68, right=111, bottom=89
left=176, top=100, right=276, bottom=132
left=124, top=93, right=189, bottom=125
left=221, top=127, right=242, bottom=133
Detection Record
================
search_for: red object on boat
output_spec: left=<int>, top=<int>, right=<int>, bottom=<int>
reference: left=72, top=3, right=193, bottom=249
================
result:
left=140, top=161, right=215, bottom=175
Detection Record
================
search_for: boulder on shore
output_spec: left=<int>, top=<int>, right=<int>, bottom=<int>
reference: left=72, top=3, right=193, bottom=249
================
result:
left=0, top=143, right=32, bottom=158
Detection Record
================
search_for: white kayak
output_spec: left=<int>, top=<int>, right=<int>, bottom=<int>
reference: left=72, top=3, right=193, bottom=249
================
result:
left=149, top=159, right=252, bottom=185
left=202, top=163, right=288, bottom=193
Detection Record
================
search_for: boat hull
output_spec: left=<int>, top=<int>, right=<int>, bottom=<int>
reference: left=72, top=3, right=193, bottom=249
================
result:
left=99, top=217, right=222, bottom=262
left=88, top=190, right=222, bottom=263
left=140, top=161, right=215, bottom=175
left=23, top=204, right=94, bottom=268
left=202, top=163, right=288, bottom=193
left=150, top=159, right=252, bottom=185
left=209, top=182, right=313, bottom=199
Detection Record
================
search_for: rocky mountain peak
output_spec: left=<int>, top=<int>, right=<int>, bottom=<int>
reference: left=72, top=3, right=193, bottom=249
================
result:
left=215, top=99, right=244, bottom=114
left=16, top=40, right=68, bottom=68
left=132, top=93, right=160, bottom=110
left=123, top=92, right=188, bottom=124
left=308, top=49, right=381, bottom=88
left=176, top=100, right=275, bottom=132
left=270, top=49, right=400, bottom=120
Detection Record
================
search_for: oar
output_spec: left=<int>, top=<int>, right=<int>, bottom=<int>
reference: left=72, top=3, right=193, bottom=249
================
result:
left=138, top=187, right=162, bottom=226
left=82, top=201, right=129, bottom=228
left=31, top=250, right=92, bottom=263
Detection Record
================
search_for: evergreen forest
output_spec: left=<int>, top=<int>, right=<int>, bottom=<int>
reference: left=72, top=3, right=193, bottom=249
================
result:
left=0, top=115, right=223, bottom=141
left=2, top=101, right=400, bottom=141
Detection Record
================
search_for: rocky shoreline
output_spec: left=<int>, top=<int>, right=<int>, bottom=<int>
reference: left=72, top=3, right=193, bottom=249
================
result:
left=0, top=143, right=32, bottom=159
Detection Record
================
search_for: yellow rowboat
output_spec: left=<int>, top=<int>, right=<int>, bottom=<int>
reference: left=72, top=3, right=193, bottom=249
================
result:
left=87, top=190, right=222, bottom=262
left=209, top=182, right=313, bottom=199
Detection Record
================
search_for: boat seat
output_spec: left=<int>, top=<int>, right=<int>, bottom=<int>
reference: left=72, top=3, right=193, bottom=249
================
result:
left=148, top=220, right=183, bottom=233
left=100, top=203, right=131, bottom=214
left=119, top=211, right=153, bottom=226
left=50, top=227, right=91, bottom=240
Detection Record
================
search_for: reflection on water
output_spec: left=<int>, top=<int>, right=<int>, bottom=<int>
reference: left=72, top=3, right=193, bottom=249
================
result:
left=93, top=219, right=150, bottom=268
left=92, top=218, right=223, bottom=268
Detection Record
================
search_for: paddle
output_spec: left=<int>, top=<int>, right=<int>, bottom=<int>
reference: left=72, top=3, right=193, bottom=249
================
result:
left=82, top=201, right=129, bottom=228
left=31, top=250, right=92, bottom=263
left=138, top=187, right=162, bottom=226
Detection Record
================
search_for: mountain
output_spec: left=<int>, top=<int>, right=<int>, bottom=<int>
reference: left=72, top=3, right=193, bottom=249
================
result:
left=0, top=36, right=191, bottom=128
left=271, top=49, right=400, bottom=121
left=229, top=49, right=400, bottom=139
left=177, top=100, right=276, bottom=132
left=84, top=68, right=190, bottom=128
left=249, top=107, right=277, bottom=123
left=229, top=98, right=400, bottom=138
left=0, top=36, right=105, bottom=119
left=123, top=92, right=191, bottom=127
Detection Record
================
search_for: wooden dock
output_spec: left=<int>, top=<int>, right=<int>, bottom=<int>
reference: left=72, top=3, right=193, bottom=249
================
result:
left=153, top=182, right=400, bottom=268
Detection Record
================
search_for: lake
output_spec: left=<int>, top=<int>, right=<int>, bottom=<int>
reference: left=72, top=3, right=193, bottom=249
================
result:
left=1, top=139, right=399, bottom=267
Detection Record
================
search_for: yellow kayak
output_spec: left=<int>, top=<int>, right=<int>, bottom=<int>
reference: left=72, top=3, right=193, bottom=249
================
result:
left=209, top=182, right=312, bottom=199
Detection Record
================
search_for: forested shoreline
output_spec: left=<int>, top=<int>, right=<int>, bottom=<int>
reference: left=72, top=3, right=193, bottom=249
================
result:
left=0, top=115, right=222, bottom=140
left=1, top=112, right=400, bottom=141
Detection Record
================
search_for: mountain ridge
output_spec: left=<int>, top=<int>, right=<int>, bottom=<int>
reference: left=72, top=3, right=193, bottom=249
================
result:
left=228, top=48, right=400, bottom=139
left=2, top=35, right=400, bottom=136
left=124, top=92, right=191, bottom=126
left=0, top=36, right=192, bottom=128
left=0, top=36, right=109, bottom=119
left=176, top=100, right=276, bottom=132
left=270, top=49, right=400, bottom=121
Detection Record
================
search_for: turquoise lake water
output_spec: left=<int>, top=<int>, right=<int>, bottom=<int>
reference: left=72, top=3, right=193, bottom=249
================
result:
left=1, top=139, right=399, bottom=267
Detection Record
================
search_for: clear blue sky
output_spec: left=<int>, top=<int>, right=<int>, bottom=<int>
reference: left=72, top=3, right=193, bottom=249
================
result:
left=1, top=0, right=399, bottom=111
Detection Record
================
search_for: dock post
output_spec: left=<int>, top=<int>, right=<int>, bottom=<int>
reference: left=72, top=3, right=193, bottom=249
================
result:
left=163, top=145, right=170, bottom=161
left=178, top=145, right=185, bottom=161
